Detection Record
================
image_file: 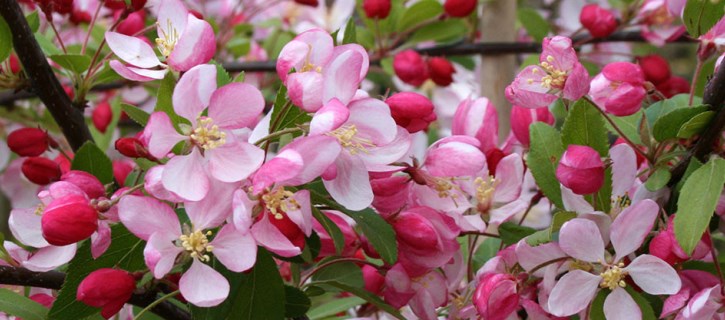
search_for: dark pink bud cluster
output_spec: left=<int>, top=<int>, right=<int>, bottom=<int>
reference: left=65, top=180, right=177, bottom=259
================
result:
left=363, top=0, right=391, bottom=19
left=77, top=269, right=137, bottom=319
left=393, top=50, right=456, bottom=87
left=385, top=92, right=437, bottom=133
left=579, top=4, right=618, bottom=38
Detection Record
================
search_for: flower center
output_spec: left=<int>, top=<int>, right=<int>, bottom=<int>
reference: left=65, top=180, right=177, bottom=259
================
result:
left=599, top=263, right=627, bottom=290
left=190, top=117, right=226, bottom=150
left=538, top=56, right=567, bottom=89
left=474, top=176, right=498, bottom=210
left=262, top=187, right=300, bottom=220
left=179, top=230, right=214, bottom=262
left=613, top=194, right=632, bottom=210
left=327, top=124, right=375, bottom=155
left=155, top=19, right=180, bottom=58
left=647, top=6, right=673, bottom=25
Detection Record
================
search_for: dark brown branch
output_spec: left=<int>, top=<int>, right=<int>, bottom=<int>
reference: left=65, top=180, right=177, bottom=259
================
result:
left=0, top=266, right=190, bottom=320
left=0, top=0, right=93, bottom=151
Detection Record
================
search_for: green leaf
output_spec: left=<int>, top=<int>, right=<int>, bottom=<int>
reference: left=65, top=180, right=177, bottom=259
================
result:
left=645, top=94, right=692, bottom=128
left=675, top=158, right=704, bottom=192
left=608, top=110, right=643, bottom=145
left=0, top=17, right=12, bottom=62
left=517, top=7, right=550, bottom=41
left=588, top=289, right=607, bottom=320
left=407, top=19, right=466, bottom=45
left=310, top=191, right=398, bottom=264
left=397, top=0, right=442, bottom=32
left=191, top=248, right=285, bottom=320
left=49, top=225, right=146, bottom=319
left=49, top=54, right=92, bottom=74
left=154, top=72, right=187, bottom=130
left=625, top=286, right=657, bottom=320
left=268, top=86, right=311, bottom=136
left=674, top=158, right=725, bottom=255
left=214, top=61, right=232, bottom=86
left=284, top=286, right=311, bottom=318
left=122, top=103, right=150, bottom=126
left=307, top=296, right=365, bottom=320
left=683, top=0, right=725, bottom=37
left=645, top=167, right=671, bottom=191
left=35, top=33, right=63, bottom=56
left=313, top=261, right=364, bottom=288
left=0, top=288, right=48, bottom=320
left=342, top=18, right=357, bottom=44
left=527, top=123, right=565, bottom=208
left=498, top=222, right=537, bottom=245
left=472, top=237, right=501, bottom=270
left=26, top=11, right=40, bottom=33
left=314, top=281, right=404, bottom=320
left=312, top=207, right=346, bottom=255
left=525, top=211, right=576, bottom=246
left=652, top=105, right=709, bottom=142
left=71, top=142, right=114, bottom=184
left=678, top=110, right=715, bottom=138
left=561, top=99, right=609, bottom=156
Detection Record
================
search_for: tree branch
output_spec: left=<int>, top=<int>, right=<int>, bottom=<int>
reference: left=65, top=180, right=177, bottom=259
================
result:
left=0, top=266, right=190, bottom=320
left=0, top=0, right=93, bottom=151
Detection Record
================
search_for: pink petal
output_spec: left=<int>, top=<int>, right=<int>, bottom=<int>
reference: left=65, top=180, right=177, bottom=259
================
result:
left=558, top=218, right=605, bottom=262
left=309, top=98, right=349, bottom=136
left=276, top=40, right=311, bottom=82
left=179, top=259, right=229, bottom=307
left=286, top=190, right=313, bottom=236
left=424, top=139, right=485, bottom=177
left=9, top=208, right=48, bottom=248
left=206, top=141, right=264, bottom=183
left=278, top=136, right=341, bottom=186
left=22, top=245, right=76, bottom=272
left=626, top=254, right=681, bottom=294
left=561, top=184, right=594, bottom=213
left=611, top=199, right=659, bottom=261
left=451, top=97, right=499, bottom=153
left=251, top=149, right=303, bottom=193
left=119, top=195, right=181, bottom=241
left=610, top=143, right=637, bottom=198
left=603, top=287, right=641, bottom=320
left=232, top=189, right=257, bottom=231
left=162, top=149, right=209, bottom=201
left=145, top=231, right=182, bottom=279
left=172, top=64, right=217, bottom=124
left=208, top=83, right=264, bottom=129
left=210, top=224, right=257, bottom=272
left=167, top=14, right=215, bottom=72
left=90, top=222, right=111, bottom=259
left=323, top=49, right=363, bottom=105
left=323, top=153, right=373, bottom=211
left=144, top=166, right=184, bottom=202
left=105, top=32, right=162, bottom=68
left=562, top=63, right=590, bottom=101
left=287, top=72, right=324, bottom=112
left=155, top=0, right=188, bottom=37
left=493, top=154, right=524, bottom=203
left=515, top=241, right=567, bottom=276
left=144, top=112, right=185, bottom=159
left=332, top=44, right=369, bottom=82
left=356, top=127, right=412, bottom=170
left=347, top=98, right=398, bottom=146
left=251, top=214, right=302, bottom=257
left=110, top=60, right=166, bottom=82
left=547, top=270, right=601, bottom=316
left=184, top=181, right=237, bottom=230
left=294, top=28, right=334, bottom=67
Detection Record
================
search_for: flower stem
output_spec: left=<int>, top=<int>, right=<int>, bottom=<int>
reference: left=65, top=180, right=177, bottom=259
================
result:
left=584, top=96, right=653, bottom=164
left=81, top=1, right=104, bottom=55
left=690, top=58, right=704, bottom=106
left=299, top=258, right=379, bottom=287
left=254, top=126, right=304, bottom=147
left=133, top=290, right=180, bottom=320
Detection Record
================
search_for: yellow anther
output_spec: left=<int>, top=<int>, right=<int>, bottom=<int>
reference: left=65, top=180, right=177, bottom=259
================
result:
left=262, top=187, right=300, bottom=218
left=190, top=117, right=226, bottom=150
left=327, top=124, right=375, bottom=155
left=155, top=19, right=180, bottom=58
left=179, top=230, right=214, bottom=262
left=474, top=176, right=498, bottom=205
left=599, top=264, right=628, bottom=290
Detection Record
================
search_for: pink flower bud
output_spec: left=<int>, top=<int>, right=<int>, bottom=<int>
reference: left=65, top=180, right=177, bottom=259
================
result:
left=113, top=160, right=134, bottom=186
left=427, top=57, right=455, bottom=86
left=638, top=55, right=671, bottom=85
left=313, top=211, right=359, bottom=257
left=69, top=9, right=91, bottom=24
left=579, top=4, right=617, bottom=38
left=77, top=268, right=136, bottom=319
left=363, top=0, right=391, bottom=19
left=93, top=101, right=113, bottom=133
left=556, top=145, right=604, bottom=195
left=371, top=174, right=410, bottom=217
left=510, top=105, right=555, bottom=147
left=392, top=210, right=439, bottom=251
left=7, top=128, right=51, bottom=157
left=656, top=76, right=690, bottom=99
left=42, top=195, right=98, bottom=245
left=61, top=170, right=106, bottom=199
left=444, top=0, right=477, bottom=17
left=21, top=157, right=61, bottom=185
left=116, top=11, right=146, bottom=36
left=589, top=62, right=646, bottom=116
left=393, top=50, right=429, bottom=86
left=473, top=273, right=519, bottom=320
left=293, top=0, right=318, bottom=7
left=650, top=215, right=710, bottom=265
left=385, top=92, right=437, bottom=133
left=359, top=234, right=381, bottom=259
left=362, top=264, right=385, bottom=294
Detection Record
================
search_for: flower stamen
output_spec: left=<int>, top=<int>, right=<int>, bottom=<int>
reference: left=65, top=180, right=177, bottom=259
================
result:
left=179, top=230, right=214, bottom=262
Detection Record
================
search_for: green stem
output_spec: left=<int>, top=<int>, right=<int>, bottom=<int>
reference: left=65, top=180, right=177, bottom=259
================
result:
left=584, top=96, right=653, bottom=164
left=133, top=290, right=180, bottom=320
left=690, top=58, right=704, bottom=106
left=254, top=126, right=304, bottom=147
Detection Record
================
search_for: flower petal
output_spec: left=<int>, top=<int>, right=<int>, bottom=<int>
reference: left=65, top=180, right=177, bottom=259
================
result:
left=558, top=218, right=605, bottom=262
left=179, top=259, right=229, bottom=307
left=22, top=245, right=76, bottom=272
left=109, top=60, right=166, bottom=82
left=145, top=232, right=182, bottom=279
left=309, top=98, right=349, bottom=135
left=161, top=149, right=210, bottom=201
left=9, top=208, right=48, bottom=248
left=547, top=270, right=601, bottom=316
left=611, top=199, right=659, bottom=261
left=347, top=98, right=398, bottom=146
left=323, top=49, right=363, bottom=105
left=184, top=180, right=237, bottom=230
left=119, top=195, right=181, bottom=241
left=626, top=254, right=681, bottom=294
left=172, top=64, right=217, bottom=123
left=323, top=152, right=374, bottom=211
left=610, top=143, right=637, bottom=198
left=167, top=14, right=215, bottom=72
left=206, top=141, right=264, bottom=183
left=105, top=32, right=161, bottom=68
left=208, top=83, right=264, bottom=129
left=287, top=72, right=324, bottom=112
left=251, top=214, right=302, bottom=257
left=210, top=225, right=257, bottom=272
left=144, top=112, right=185, bottom=159
left=603, top=287, right=641, bottom=320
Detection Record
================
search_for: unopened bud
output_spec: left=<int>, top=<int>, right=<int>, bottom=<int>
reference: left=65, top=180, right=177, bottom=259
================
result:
left=363, top=0, right=391, bottom=19
left=393, top=50, right=429, bottom=86
left=77, top=268, right=136, bottom=319
left=61, top=170, right=106, bottom=199
left=21, top=157, right=61, bottom=185
left=556, top=145, right=604, bottom=195
left=579, top=4, right=617, bottom=38
left=41, top=195, right=98, bottom=246
left=444, top=0, right=477, bottom=17
left=93, top=102, right=113, bottom=133
left=427, top=57, right=455, bottom=87
left=7, top=128, right=51, bottom=157
left=385, top=92, right=436, bottom=133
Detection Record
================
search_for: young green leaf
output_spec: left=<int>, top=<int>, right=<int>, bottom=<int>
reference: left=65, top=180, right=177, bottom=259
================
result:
left=49, top=54, right=92, bottom=74
left=0, top=289, right=48, bottom=320
left=397, top=0, right=443, bottom=33
left=652, top=105, right=709, bottom=142
left=561, top=99, right=609, bottom=156
left=121, top=103, right=150, bottom=126
left=71, top=142, right=114, bottom=184
left=527, top=123, right=565, bottom=209
left=517, top=7, right=550, bottom=41
left=683, top=0, right=725, bottom=37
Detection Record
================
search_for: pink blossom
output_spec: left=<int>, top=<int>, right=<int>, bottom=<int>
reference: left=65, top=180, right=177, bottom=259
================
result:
left=699, top=17, right=725, bottom=59
left=383, top=263, right=448, bottom=320
left=105, top=0, right=215, bottom=81
left=661, top=270, right=720, bottom=319
left=473, top=273, right=520, bottom=320
left=506, top=36, right=590, bottom=109
left=556, top=145, right=605, bottom=195
left=510, top=105, right=555, bottom=147
left=276, top=28, right=369, bottom=112
left=637, top=0, right=686, bottom=46
left=142, top=64, right=265, bottom=201
left=452, top=97, right=499, bottom=153
left=392, top=206, right=460, bottom=277
left=590, top=62, right=647, bottom=116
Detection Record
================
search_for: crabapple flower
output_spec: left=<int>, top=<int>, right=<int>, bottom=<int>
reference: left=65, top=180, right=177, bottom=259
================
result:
left=143, top=64, right=265, bottom=201
left=548, top=200, right=681, bottom=318
left=392, top=206, right=460, bottom=277
left=105, top=0, right=215, bottom=81
left=556, top=145, right=604, bottom=195
left=649, top=215, right=711, bottom=265
left=7, top=128, right=53, bottom=157
left=661, top=270, right=722, bottom=319
left=393, top=50, right=429, bottom=86
left=1, top=241, right=77, bottom=272
left=118, top=195, right=256, bottom=307
left=385, top=92, right=437, bottom=134
left=589, top=62, right=647, bottom=116
left=699, top=17, right=725, bottom=59
left=637, top=0, right=685, bottom=46
left=452, top=97, right=499, bottom=154
left=579, top=4, right=617, bottom=38
left=510, top=105, right=555, bottom=147
left=383, top=263, right=449, bottom=320
left=276, top=28, right=369, bottom=112
left=473, top=273, right=520, bottom=320
left=77, top=268, right=136, bottom=319
left=505, top=36, right=590, bottom=109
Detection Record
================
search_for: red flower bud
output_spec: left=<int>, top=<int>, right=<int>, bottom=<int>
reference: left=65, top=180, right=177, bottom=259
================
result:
left=61, top=170, right=106, bottom=199
left=427, top=57, right=455, bottom=86
left=637, top=55, right=671, bottom=85
left=7, top=128, right=51, bottom=157
left=53, top=0, right=73, bottom=14
left=363, top=0, right=391, bottom=19
left=510, top=105, right=555, bottom=147
left=362, top=264, right=385, bottom=294
left=473, top=273, right=520, bottom=319
left=393, top=50, right=429, bottom=86
left=42, top=195, right=98, bottom=245
left=93, top=101, right=113, bottom=133
left=579, top=4, right=617, bottom=38
left=556, top=145, right=604, bottom=195
left=444, top=0, right=477, bottom=17
left=117, top=11, right=146, bottom=36
left=21, top=157, right=61, bottom=185
left=70, top=9, right=92, bottom=24
left=8, top=54, right=21, bottom=74
left=115, top=137, right=153, bottom=160
left=113, top=160, right=134, bottom=185
left=293, top=0, right=318, bottom=7
left=385, top=92, right=437, bottom=133
left=392, top=211, right=439, bottom=251
left=103, top=0, right=126, bottom=10
left=656, top=76, right=690, bottom=99
left=77, top=268, right=136, bottom=319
